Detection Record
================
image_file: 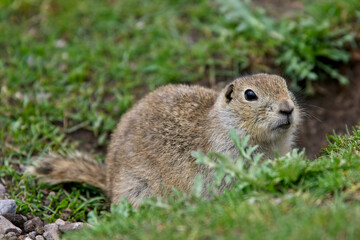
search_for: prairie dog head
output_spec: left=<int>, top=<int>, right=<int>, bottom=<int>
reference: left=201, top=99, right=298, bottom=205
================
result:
left=218, top=73, right=301, bottom=146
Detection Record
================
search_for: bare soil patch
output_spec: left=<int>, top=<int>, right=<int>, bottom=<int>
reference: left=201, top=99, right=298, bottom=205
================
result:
left=297, top=56, right=360, bottom=158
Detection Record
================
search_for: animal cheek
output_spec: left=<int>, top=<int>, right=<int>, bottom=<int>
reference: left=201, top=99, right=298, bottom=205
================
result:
left=249, top=117, right=266, bottom=133
left=258, top=121, right=270, bottom=134
left=261, top=113, right=276, bottom=129
left=266, top=103, right=277, bottom=113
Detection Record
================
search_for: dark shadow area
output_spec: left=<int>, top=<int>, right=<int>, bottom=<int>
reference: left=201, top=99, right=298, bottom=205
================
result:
left=297, top=56, right=360, bottom=158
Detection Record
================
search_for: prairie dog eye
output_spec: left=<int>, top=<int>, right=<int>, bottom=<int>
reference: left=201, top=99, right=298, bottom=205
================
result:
left=244, top=89, right=258, bottom=101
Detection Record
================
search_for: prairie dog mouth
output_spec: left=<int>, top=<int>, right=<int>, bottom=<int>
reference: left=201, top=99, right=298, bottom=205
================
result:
left=272, top=118, right=292, bottom=130
left=276, top=122, right=291, bottom=130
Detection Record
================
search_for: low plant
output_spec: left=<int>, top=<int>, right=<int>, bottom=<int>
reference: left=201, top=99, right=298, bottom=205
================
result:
left=217, top=0, right=359, bottom=94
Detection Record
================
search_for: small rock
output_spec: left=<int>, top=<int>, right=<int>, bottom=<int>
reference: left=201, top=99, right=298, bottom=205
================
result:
left=0, top=199, right=16, bottom=214
left=54, top=219, right=66, bottom=226
left=0, top=184, right=5, bottom=199
left=35, top=235, right=45, bottom=240
left=28, top=231, right=37, bottom=238
left=4, top=231, right=17, bottom=239
left=24, top=237, right=32, bottom=240
left=58, top=222, right=84, bottom=233
left=2, top=213, right=27, bottom=229
left=0, top=215, right=22, bottom=234
left=24, top=217, right=43, bottom=234
left=43, top=223, right=59, bottom=240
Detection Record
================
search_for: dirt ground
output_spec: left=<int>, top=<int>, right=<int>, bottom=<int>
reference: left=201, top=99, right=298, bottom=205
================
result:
left=296, top=56, right=360, bottom=158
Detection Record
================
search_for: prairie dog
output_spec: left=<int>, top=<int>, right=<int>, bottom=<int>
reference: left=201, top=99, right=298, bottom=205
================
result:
left=28, top=73, right=301, bottom=206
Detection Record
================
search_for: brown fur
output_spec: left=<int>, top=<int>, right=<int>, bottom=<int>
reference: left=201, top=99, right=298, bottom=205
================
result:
left=28, top=73, right=301, bottom=206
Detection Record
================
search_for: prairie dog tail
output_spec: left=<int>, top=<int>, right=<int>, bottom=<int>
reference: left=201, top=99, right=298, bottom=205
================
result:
left=26, top=152, right=107, bottom=192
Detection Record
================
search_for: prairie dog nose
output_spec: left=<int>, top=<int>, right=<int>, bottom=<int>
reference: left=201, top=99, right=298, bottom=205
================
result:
left=279, top=99, right=294, bottom=115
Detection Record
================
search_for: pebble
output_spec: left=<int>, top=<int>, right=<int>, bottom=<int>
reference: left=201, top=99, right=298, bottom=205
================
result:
left=0, top=184, right=5, bottom=199
left=35, top=235, right=45, bottom=240
left=24, top=217, right=43, bottom=234
left=0, top=201, right=88, bottom=240
left=0, top=199, right=17, bottom=214
left=43, top=223, right=59, bottom=240
left=58, top=222, right=84, bottom=233
left=28, top=231, right=37, bottom=239
left=4, top=231, right=17, bottom=239
left=54, top=219, right=66, bottom=226
left=0, top=215, right=22, bottom=235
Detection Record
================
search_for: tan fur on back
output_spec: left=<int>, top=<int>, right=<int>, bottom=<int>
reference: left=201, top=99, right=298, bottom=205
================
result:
left=29, top=73, right=301, bottom=207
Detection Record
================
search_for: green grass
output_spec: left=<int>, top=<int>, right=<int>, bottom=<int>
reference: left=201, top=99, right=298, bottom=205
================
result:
left=0, top=0, right=360, bottom=233
left=67, top=199, right=360, bottom=240
left=0, top=160, right=107, bottom=222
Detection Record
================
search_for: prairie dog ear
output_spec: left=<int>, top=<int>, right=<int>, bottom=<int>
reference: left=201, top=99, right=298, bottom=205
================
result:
left=225, top=84, right=234, bottom=103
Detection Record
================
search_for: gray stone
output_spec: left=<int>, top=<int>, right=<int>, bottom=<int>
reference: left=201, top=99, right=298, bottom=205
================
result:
left=54, top=219, right=66, bottom=226
left=0, top=215, right=22, bottom=234
left=35, top=235, right=45, bottom=240
left=24, top=237, right=33, bottom=240
left=24, top=217, right=43, bottom=234
left=43, top=223, right=59, bottom=240
left=0, top=184, right=5, bottom=199
left=0, top=200, right=16, bottom=214
left=28, top=231, right=37, bottom=239
left=4, top=231, right=17, bottom=239
left=58, top=222, right=83, bottom=233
